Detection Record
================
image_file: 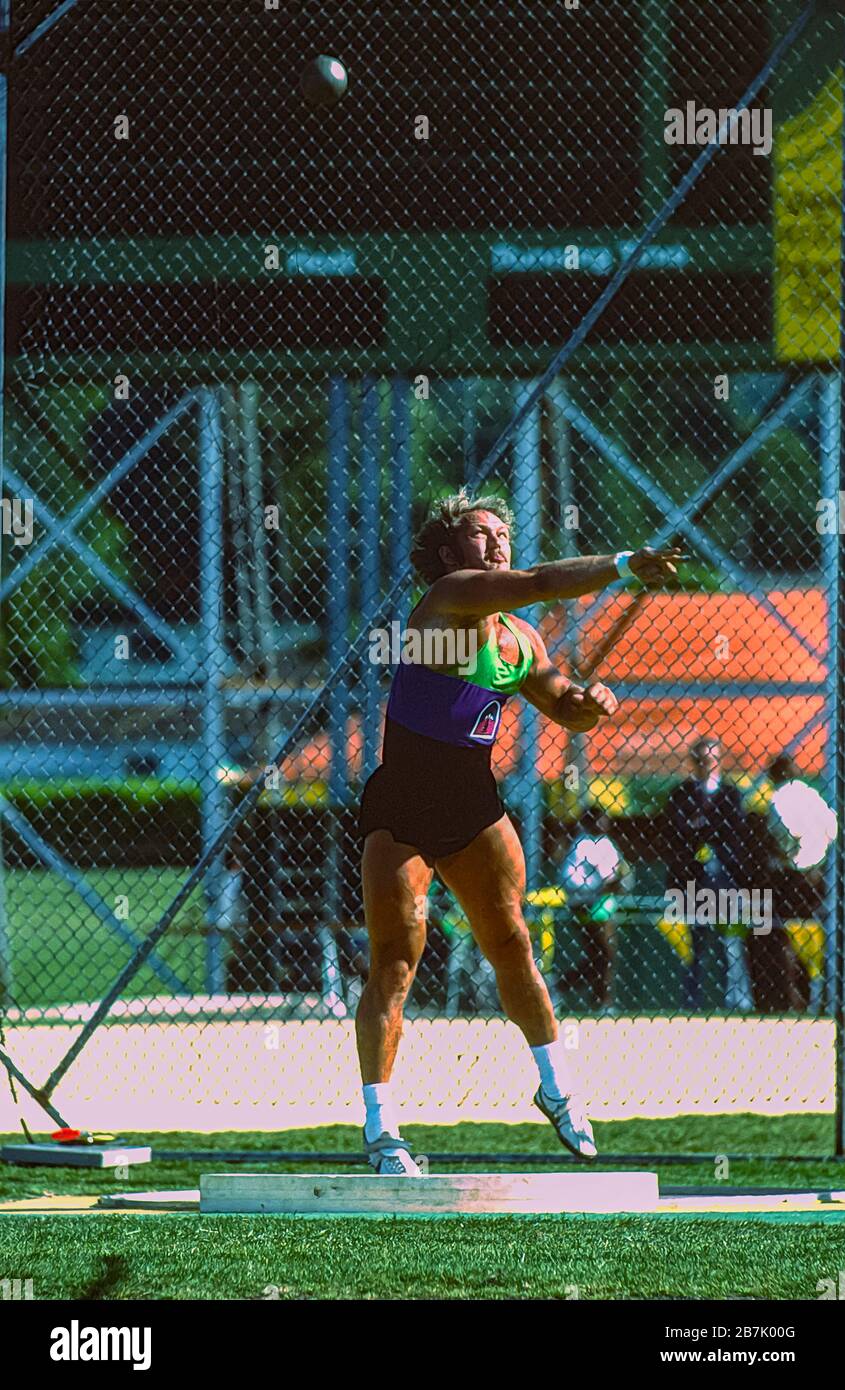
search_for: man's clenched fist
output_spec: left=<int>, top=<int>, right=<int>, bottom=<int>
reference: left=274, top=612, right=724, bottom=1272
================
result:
left=559, top=682, right=618, bottom=732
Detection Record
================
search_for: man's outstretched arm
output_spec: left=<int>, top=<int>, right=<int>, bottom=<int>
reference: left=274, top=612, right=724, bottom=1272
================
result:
left=424, top=547, right=682, bottom=619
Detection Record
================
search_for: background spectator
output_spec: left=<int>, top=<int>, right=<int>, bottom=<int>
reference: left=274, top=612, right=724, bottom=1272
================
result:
left=662, top=737, right=754, bottom=1012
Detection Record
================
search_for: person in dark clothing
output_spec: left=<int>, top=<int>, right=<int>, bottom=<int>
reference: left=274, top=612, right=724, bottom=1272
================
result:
left=662, top=737, right=753, bottom=1011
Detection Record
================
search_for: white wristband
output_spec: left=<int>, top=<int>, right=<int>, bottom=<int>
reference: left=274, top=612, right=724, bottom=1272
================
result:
left=614, top=550, right=636, bottom=583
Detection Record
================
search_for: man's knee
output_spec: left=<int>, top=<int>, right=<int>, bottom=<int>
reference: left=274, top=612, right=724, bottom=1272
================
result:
left=367, top=953, right=420, bottom=1003
left=479, top=920, right=535, bottom=972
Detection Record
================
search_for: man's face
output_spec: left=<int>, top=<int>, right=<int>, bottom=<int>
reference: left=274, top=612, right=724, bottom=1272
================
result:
left=691, top=742, right=721, bottom=780
left=441, top=509, right=512, bottom=573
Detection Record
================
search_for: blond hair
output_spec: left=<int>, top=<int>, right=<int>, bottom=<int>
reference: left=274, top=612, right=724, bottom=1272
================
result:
left=410, top=487, right=514, bottom=585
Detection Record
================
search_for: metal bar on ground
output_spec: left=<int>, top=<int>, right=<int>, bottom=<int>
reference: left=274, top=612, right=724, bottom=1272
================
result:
left=0, top=1039, right=70, bottom=1127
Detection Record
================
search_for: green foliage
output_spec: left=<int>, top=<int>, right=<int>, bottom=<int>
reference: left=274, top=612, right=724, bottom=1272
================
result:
left=2, top=383, right=134, bottom=687
left=0, top=777, right=203, bottom=866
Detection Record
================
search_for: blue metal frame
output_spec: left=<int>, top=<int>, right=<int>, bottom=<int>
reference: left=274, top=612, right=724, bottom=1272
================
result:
left=0, top=391, right=218, bottom=996
left=819, top=374, right=839, bottom=1024
left=389, top=377, right=412, bottom=622
left=513, top=381, right=543, bottom=890
left=198, top=389, right=228, bottom=995
left=14, top=0, right=80, bottom=58
left=469, top=1, right=815, bottom=489
left=359, top=375, right=382, bottom=784
left=560, top=393, right=825, bottom=666
left=327, top=377, right=351, bottom=813
left=321, top=376, right=351, bottom=1009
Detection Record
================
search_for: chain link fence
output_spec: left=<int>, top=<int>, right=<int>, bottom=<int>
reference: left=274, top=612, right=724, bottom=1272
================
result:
left=0, top=0, right=842, bottom=1141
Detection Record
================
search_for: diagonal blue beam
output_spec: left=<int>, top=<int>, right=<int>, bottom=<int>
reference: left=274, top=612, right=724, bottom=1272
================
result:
left=0, top=389, right=199, bottom=603
left=560, top=397, right=826, bottom=666
left=649, top=377, right=815, bottom=548
left=0, top=796, right=190, bottom=994
left=3, top=462, right=194, bottom=663
left=14, top=0, right=81, bottom=57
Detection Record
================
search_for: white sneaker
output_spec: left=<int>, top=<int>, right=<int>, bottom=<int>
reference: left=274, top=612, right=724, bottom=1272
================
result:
left=363, top=1130, right=423, bottom=1176
left=533, top=1087, right=598, bottom=1160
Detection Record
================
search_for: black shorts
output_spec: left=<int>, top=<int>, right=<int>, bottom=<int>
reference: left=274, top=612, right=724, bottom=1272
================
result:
left=357, top=721, right=507, bottom=866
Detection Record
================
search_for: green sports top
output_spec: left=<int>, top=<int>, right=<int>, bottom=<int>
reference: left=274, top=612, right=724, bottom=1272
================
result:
left=385, top=598, right=535, bottom=748
left=435, top=610, right=534, bottom=693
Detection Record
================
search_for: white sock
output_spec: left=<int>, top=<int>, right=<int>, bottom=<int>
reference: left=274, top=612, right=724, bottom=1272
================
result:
left=530, top=1039, right=572, bottom=1102
left=362, top=1082, right=400, bottom=1143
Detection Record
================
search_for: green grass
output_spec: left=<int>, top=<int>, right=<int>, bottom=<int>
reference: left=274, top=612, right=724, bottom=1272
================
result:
left=1, top=1118, right=843, bottom=1299
left=3, top=867, right=207, bottom=1006
left=4, top=1213, right=845, bottom=1301
left=0, top=865, right=785, bottom=1013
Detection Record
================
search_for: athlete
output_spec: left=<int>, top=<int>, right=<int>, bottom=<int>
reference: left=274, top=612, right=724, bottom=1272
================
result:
left=356, top=488, right=681, bottom=1173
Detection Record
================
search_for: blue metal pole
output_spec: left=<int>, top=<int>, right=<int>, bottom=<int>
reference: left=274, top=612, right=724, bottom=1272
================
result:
left=14, top=0, right=79, bottom=57
left=513, top=382, right=543, bottom=894
left=360, top=375, right=382, bottom=783
left=820, top=373, right=839, bottom=1022
left=321, top=377, right=349, bottom=1010
left=0, top=0, right=10, bottom=1005
left=0, top=390, right=200, bottom=605
left=327, top=377, right=351, bottom=810
left=389, top=377, right=412, bottom=622
left=462, top=377, right=477, bottom=490
left=198, top=389, right=228, bottom=995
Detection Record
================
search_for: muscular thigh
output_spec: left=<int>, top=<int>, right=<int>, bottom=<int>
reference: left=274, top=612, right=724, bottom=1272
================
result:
left=361, top=829, right=434, bottom=966
left=434, top=815, right=528, bottom=957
